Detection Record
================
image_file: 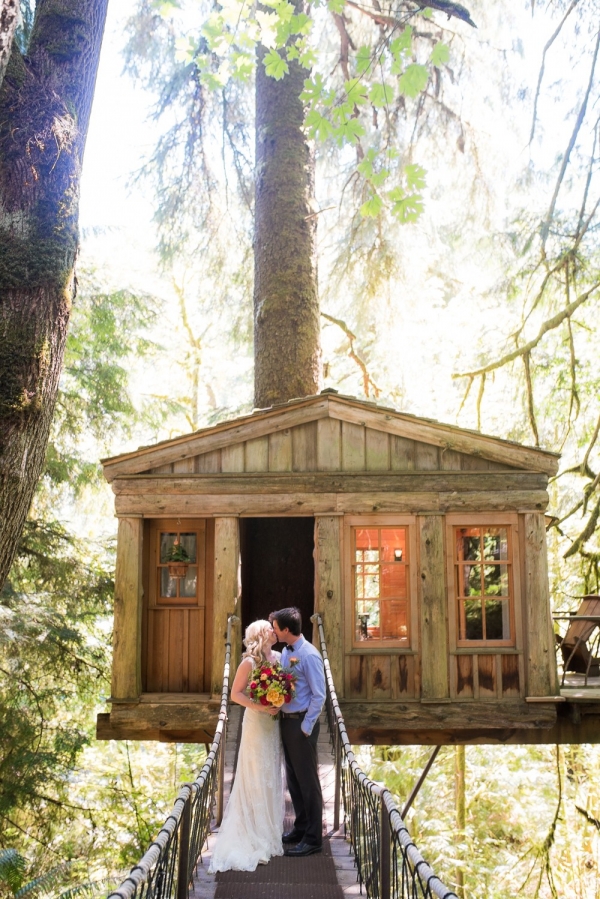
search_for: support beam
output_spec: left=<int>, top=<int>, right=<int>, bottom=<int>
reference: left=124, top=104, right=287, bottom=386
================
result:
left=111, top=518, right=143, bottom=700
left=315, top=516, right=343, bottom=692
left=419, top=515, right=449, bottom=700
left=212, top=518, right=240, bottom=697
left=524, top=512, right=559, bottom=696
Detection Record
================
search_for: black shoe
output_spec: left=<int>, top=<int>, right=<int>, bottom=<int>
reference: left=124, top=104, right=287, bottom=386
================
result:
left=284, top=841, right=322, bottom=857
left=282, top=830, right=304, bottom=844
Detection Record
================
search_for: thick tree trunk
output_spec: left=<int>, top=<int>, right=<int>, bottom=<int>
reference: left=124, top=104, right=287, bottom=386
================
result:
left=253, top=13, right=322, bottom=409
left=0, top=0, right=108, bottom=591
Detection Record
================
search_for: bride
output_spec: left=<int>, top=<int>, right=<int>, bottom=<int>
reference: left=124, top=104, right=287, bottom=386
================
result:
left=208, top=619, right=284, bottom=873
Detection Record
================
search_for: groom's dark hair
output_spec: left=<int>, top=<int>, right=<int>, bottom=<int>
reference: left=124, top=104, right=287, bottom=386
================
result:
left=269, top=606, right=302, bottom=636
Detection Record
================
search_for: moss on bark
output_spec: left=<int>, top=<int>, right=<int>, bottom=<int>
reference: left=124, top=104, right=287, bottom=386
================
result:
left=253, top=0, right=321, bottom=408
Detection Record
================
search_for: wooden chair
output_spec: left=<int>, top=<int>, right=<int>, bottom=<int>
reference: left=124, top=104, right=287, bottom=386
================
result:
left=559, top=595, right=600, bottom=681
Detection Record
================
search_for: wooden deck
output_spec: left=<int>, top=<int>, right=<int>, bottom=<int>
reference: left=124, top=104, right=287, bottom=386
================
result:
left=190, top=708, right=359, bottom=899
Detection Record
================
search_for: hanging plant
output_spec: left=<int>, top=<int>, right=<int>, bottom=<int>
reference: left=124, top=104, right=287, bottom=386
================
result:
left=166, top=537, right=190, bottom=578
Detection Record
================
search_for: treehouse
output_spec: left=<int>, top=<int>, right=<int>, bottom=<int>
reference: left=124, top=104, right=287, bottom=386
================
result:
left=97, top=390, right=570, bottom=746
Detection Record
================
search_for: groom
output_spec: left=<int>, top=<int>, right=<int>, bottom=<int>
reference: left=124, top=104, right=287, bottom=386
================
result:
left=270, top=606, right=326, bottom=857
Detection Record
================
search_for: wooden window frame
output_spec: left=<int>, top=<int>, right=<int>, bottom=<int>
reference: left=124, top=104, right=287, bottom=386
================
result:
left=446, top=513, right=522, bottom=652
left=148, top=518, right=206, bottom=609
left=344, top=515, right=418, bottom=652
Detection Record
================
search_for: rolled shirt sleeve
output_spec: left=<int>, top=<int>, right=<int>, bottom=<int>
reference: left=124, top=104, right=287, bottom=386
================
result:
left=300, top=650, right=326, bottom=736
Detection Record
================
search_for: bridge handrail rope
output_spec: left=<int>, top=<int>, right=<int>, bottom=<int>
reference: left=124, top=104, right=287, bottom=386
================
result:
left=107, top=614, right=239, bottom=899
left=312, top=614, right=457, bottom=899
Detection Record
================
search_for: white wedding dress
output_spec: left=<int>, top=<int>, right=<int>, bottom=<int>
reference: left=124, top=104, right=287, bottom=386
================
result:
left=208, top=693, right=285, bottom=872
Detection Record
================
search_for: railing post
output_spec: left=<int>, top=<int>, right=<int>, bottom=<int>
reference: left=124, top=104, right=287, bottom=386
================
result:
left=380, top=793, right=390, bottom=899
left=216, top=704, right=227, bottom=826
left=333, top=724, right=341, bottom=833
left=177, top=792, right=192, bottom=899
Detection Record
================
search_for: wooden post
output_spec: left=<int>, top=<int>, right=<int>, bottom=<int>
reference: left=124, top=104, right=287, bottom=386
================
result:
left=176, top=790, right=192, bottom=899
left=379, top=792, right=391, bottom=899
left=333, top=724, right=341, bottom=833
left=315, top=516, right=343, bottom=694
left=212, top=518, right=240, bottom=698
left=111, top=517, right=143, bottom=700
left=419, top=515, right=449, bottom=700
left=524, top=512, right=558, bottom=696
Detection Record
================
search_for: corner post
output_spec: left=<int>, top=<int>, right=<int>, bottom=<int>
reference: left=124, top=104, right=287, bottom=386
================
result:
left=112, top=517, right=144, bottom=700
left=212, top=517, right=240, bottom=697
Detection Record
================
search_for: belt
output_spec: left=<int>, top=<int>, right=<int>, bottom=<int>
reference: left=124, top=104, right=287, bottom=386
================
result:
left=281, top=710, right=307, bottom=719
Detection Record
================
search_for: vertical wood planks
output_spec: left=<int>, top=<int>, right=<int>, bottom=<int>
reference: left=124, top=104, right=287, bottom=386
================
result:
left=221, top=444, right=245, bottom=472
left=212, top=517, right=240, bottom=696
left=112, top=518, right=144, bottom=699
left=341, top=422, right=365, bottom=470
left=315, top=516, right=343, bottom=694
left=196, top=450, right=221, bottom=473
left=173, top=458, right=195, bottom=474
left=524, top=512, right=558, bottom=696
left=317, top=418, right=341, bottom=470
left=415, top=443, right=439, bottom=470
left=440, top=449, right=462, bottom=471
left=390, top=436, right=415, bottom=470
left=366, top=429, right=389, bottom=470
left=292, top=422, right=317, bottom=470
left=245, top=436, right=269, bottom=471
left=269, top=430, right=292, bottom=471
left=419, top=515, right=449, bottom=699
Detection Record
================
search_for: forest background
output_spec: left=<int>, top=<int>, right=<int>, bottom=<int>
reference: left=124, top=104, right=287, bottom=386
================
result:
left=1, top=0, right=600, bottom=897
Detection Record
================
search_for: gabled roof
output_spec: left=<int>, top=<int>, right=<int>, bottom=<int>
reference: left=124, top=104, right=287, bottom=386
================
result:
left=101, top=390, right=560, bottom=481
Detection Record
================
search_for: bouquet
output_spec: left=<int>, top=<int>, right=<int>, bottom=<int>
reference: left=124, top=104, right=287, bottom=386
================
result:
left=249, top=661, right=296, bottom=711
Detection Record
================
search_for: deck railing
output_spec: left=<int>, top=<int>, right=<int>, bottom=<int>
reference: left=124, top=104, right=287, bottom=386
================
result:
left=312, top=614, right=458, bottom=899
left=107, top=615, right=237, bottom=899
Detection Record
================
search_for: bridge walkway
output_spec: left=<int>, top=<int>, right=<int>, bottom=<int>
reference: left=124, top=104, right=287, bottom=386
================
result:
left=191, top=706, right=359, bottom=899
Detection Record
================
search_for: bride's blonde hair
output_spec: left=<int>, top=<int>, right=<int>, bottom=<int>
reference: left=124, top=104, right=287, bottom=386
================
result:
left=242, top=619, right=273, bottom=666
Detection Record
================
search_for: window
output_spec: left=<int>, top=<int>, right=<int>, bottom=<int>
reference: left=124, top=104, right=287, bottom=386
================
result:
left=454, top=525, right=514, bottom=645
left=352, top=526, right=409, bottom=644
left=158, top=529, right=199, bottom=604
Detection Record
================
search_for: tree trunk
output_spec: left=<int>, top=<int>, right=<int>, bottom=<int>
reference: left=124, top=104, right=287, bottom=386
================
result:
left=0, top=0, right=20, bottom=86
left=253, top=10, right=321, bottom=409
left=0, top=0, right=108, bottom=591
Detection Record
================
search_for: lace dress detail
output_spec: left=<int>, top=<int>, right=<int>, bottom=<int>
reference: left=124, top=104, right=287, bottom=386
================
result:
left=208, top=669, right=284, bottom=872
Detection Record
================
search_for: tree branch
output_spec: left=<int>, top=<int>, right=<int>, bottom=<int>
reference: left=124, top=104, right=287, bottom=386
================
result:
left=453, top=281, right=600, bottom=380
left=321, top=310, right=381, bottom=398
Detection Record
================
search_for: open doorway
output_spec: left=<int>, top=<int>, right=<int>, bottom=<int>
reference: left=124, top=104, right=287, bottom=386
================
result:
left=240, top=517, right=315, bottom=644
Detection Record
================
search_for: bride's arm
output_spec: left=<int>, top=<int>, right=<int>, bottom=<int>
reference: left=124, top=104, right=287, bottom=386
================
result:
left=230, top=658, right=278, bottom=714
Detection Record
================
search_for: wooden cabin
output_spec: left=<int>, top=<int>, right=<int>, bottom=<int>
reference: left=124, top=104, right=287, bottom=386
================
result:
left=96, top=390, right=565, bottom=745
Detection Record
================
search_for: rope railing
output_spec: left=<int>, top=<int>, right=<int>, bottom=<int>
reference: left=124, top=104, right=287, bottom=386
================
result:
left=107, top=615, right=238, bottom=899
left=312, top=614, right=458, bottom=899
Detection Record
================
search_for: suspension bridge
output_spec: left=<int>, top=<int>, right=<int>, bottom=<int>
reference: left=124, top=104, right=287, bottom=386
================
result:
left=107, top=615, right=458, bottom=899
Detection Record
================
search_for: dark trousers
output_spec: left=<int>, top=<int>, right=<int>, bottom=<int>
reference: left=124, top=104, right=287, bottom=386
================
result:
left=280, top=715, right=323, bottom=847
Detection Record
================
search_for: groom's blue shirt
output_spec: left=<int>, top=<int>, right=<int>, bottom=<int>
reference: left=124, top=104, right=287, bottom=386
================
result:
left=281, top=635, right=326, bottom=736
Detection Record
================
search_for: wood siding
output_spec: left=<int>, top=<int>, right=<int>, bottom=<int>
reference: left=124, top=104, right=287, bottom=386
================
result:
left=145, top=425, right=523, bottom=476
left=112, top=518, right=144, bottom=700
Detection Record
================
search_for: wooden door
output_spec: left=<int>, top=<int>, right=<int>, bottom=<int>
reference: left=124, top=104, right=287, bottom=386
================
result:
left=143, top=518, right=213, bottom=693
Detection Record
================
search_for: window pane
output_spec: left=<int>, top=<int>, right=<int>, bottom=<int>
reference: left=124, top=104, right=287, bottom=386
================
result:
left=484, top=564, right=509, bottom=596
left=179, top=533, right=197, bottom=563
left=355, top=567, right=365, bottom=599
left=381, top=564, right=407, bottom=598
left=460, top=564, right=482, bottom=596
left=364, top=572, right=380, bottom=598
left=160, top=533, right=177, bottom=564
left=485, top=599, right=511, bottom=640
left=483, top=528, right=508, bottom=561
left=456, top=528, right=481, bottom=561
left=462, top=599, right=483, bottom=640
left=355, top=528, right=379, bottom=551
left=381, top=600, right=408, bottom=640
left=381, top=529, right=407, bottom=562
left=356, top=600, right=380, bottom=640
left=180, top=566, right=198, bottom=598
left=160, top=567, right=177, bottom=598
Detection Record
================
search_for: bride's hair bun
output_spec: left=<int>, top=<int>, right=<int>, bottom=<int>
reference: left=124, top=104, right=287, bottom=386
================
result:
left=242, top=619, right=273, bottom=664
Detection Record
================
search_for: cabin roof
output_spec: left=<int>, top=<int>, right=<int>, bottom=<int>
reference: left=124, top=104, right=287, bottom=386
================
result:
left=101, top=390, right=560, bottom=481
